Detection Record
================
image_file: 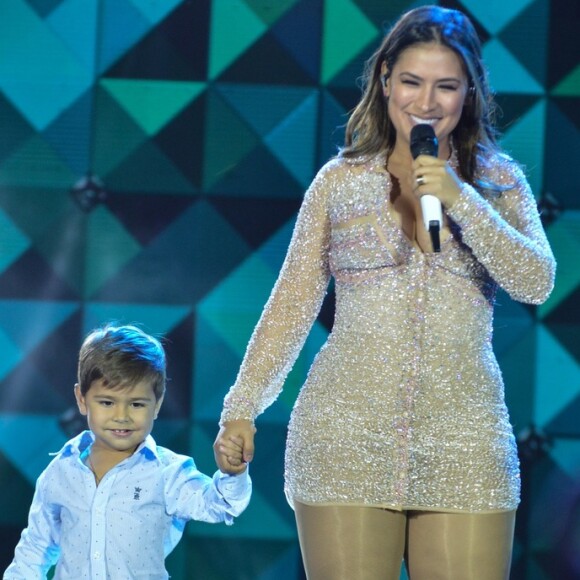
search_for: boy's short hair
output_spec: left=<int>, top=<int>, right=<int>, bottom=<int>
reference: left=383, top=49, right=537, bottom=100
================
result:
left=78, top=324, right=166, bottom=400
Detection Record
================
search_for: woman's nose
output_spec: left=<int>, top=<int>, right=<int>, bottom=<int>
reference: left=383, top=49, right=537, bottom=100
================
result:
left=417, top=86, right=435, bottom=111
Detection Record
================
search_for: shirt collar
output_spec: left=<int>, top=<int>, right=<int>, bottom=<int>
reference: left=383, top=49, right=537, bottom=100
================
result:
left=54, top=430, right=159, bottom=462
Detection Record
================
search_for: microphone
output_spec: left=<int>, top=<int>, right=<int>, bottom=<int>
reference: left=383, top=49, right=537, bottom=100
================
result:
left=410, top=124, right=441, bottom=252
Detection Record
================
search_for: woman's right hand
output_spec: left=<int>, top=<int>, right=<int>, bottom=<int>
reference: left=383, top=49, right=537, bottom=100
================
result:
left=213, top=419, right=256, bottom=475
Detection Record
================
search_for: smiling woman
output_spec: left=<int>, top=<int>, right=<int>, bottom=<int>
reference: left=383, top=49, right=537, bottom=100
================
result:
left=213, top=5, right=556, bottom=580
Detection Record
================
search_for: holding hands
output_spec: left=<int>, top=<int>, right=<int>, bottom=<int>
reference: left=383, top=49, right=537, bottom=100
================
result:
left=214, top=419, right=256, bottom=475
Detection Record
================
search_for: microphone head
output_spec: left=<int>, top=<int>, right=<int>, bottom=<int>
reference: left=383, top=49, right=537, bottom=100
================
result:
left=410, top=124, right=438, bottom=159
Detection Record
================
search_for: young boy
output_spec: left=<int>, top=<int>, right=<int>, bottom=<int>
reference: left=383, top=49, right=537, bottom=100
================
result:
left=5, top=324, right=251, bottom=579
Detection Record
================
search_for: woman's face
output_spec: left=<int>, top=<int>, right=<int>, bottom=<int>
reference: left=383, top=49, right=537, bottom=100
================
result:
left=383, top=42, right=469, bottom=156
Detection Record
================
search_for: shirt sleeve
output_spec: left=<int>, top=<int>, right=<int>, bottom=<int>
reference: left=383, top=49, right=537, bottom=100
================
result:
left=219, top=164, right=332, bottom=423
left=446, top=158, right=556, bottom=304
left=164, top=459, right=251, bottom=526
left=3, top=469, right=60, bottom=579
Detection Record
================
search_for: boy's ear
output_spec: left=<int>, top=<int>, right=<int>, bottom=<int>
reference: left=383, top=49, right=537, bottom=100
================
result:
left=154, top=395, right=164, bottom=420
left=74, top=383, right=88, bottom=416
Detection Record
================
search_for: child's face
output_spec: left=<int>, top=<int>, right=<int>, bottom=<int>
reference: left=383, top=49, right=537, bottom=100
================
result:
left=74, top=378, right=163, bottom=456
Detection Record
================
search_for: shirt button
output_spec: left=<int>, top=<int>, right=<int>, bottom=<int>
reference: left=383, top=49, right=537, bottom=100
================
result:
left=93, top=551, right=101, bottom=560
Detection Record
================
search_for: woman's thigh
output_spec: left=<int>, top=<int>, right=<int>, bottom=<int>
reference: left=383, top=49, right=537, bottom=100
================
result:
left=294, top=501, right=406, bottom=580
left=406, top=510, right=516, bottom=580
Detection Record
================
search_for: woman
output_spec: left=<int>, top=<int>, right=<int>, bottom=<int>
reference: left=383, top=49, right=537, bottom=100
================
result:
left=214, top=5, right=556, bottom=579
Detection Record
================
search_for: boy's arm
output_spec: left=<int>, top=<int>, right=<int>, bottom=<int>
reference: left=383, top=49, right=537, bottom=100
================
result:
left=165, top=458, right=251, bottom=526
left=4, top=471, right=60, bottom=578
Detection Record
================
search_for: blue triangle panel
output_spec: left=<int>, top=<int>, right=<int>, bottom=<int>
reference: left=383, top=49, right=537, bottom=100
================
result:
left=271, top=0, right=323, bottom=81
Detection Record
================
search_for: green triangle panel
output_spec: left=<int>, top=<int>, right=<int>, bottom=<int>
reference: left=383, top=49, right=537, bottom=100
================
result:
left=552, top=64, right=580, bottom=96
left=546, top=0, right=579, bottom=89
left=104, top=139, right=197, bottom=194
left=319, top=89, right=353, bottom=164
left=202, top=90, right=262, bottom=190
left=91, top=86, right=149, bottom=179
left=499, top=98, right=546, bottom=196
left=32, top=208, right=87, bottom=296
left=321, top=0, right=378, bottom=84
left=0, top=247, right=80, bottom=301
left=209, top=0, right=266, bottom=79
left=483, top=38, right=544, bottom=94
left=98, top=0, right=156, bottom=74
left=0, top=450, right=35, bottom=525
left=93, top=201, right=251, bottom=304
left=499, top=0, right=549, bottom=86
left=265, top=91, right=319, bottom=187
left=84, top=302, right=191, bottom=336
left=193, top=314, right=244, bottom=422
left=0, top=328, right=26, bottom=382
left=14, top=310, right=83, bottom=406
left=270, top=0, right=322, bottom=82
left=246, top=0, right=299, bottom=26
left=256, top=544, right=302, bottom=580
left=84, top=205, right=142, bottom=298
left=216, top=32, right=316, bottom=85
left=548, top=439, right=580, bottom=480
left=0, top=209, right=31, bottom=272
left=42, top=89, right=93, bottom=176
left=198, top=253, right=278, bottom=357
left=534, top=326, right=580, bottom=428
left=216, top=84, right=316, bottom=137
left=543, top=100, right=580, bottom=208
left=546, top=395, right=580, bottom=438
left=0, top=0, right=92, bottom=131
left=542, top=321, right=580, bottom=364
left=542, top=287, right=580, bottom=327
left=154, top=95, right=208, bottom=190
left=126, top=0, right=182, bottom=26
left=178, top=536, right=299, bottom=577
left=459, top=0, right=534, bottom=35
left=0, top=414, right=68, bottom=484
left=101, top=79, right=206, bottom=136
left=0, top=299, right=78, bottom=354
left=46, top=0, right=99, bottom=71
left=0, top=133, right=76, bottom=188
left=160, top=313, right=195, bottom=420
left=106, top=193, right=196, bottom=246
left=538, top=211, right=580, bottom=318
left=209, top=196, right=300, bottom=251
left=206, top=144, right=303, bottom=198
left=0, top=93, right=36, bottom=165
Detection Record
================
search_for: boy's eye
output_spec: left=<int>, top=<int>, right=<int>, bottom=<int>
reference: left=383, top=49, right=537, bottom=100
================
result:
left=131, top=402, right=145, bottom=408
left=99, top=401, right=113, bottom=407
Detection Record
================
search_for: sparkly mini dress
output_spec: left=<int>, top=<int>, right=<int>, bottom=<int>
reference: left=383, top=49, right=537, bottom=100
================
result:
left=221, top=151, right=555, bottom=513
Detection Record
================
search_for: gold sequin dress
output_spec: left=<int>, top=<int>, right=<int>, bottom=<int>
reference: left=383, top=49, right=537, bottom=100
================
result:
left=221, top=151, right=556, bottom=513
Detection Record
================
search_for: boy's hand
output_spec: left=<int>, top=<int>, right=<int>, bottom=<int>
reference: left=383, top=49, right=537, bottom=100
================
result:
left=214, top=419, right=256, bottom=475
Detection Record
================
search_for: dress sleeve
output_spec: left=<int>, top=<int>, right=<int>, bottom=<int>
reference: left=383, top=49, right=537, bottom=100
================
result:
left=446, top=158, right=556, bottom=304
left=3, top=469, right=60, bottom=579
left=220, top=164, right=332, bottom=423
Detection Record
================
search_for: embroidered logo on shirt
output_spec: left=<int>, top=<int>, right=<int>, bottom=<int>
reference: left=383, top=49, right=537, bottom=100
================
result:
left=134, top=487, right=142, bottom=500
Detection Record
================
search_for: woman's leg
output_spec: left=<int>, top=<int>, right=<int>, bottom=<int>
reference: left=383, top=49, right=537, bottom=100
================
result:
left=294, top=501, right=406, bottom=580
left=405, top=510, right=516, bottom=580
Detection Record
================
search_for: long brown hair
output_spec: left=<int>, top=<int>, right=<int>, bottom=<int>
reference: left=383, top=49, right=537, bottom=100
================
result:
left=341, top=5, right=499, bottom=185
